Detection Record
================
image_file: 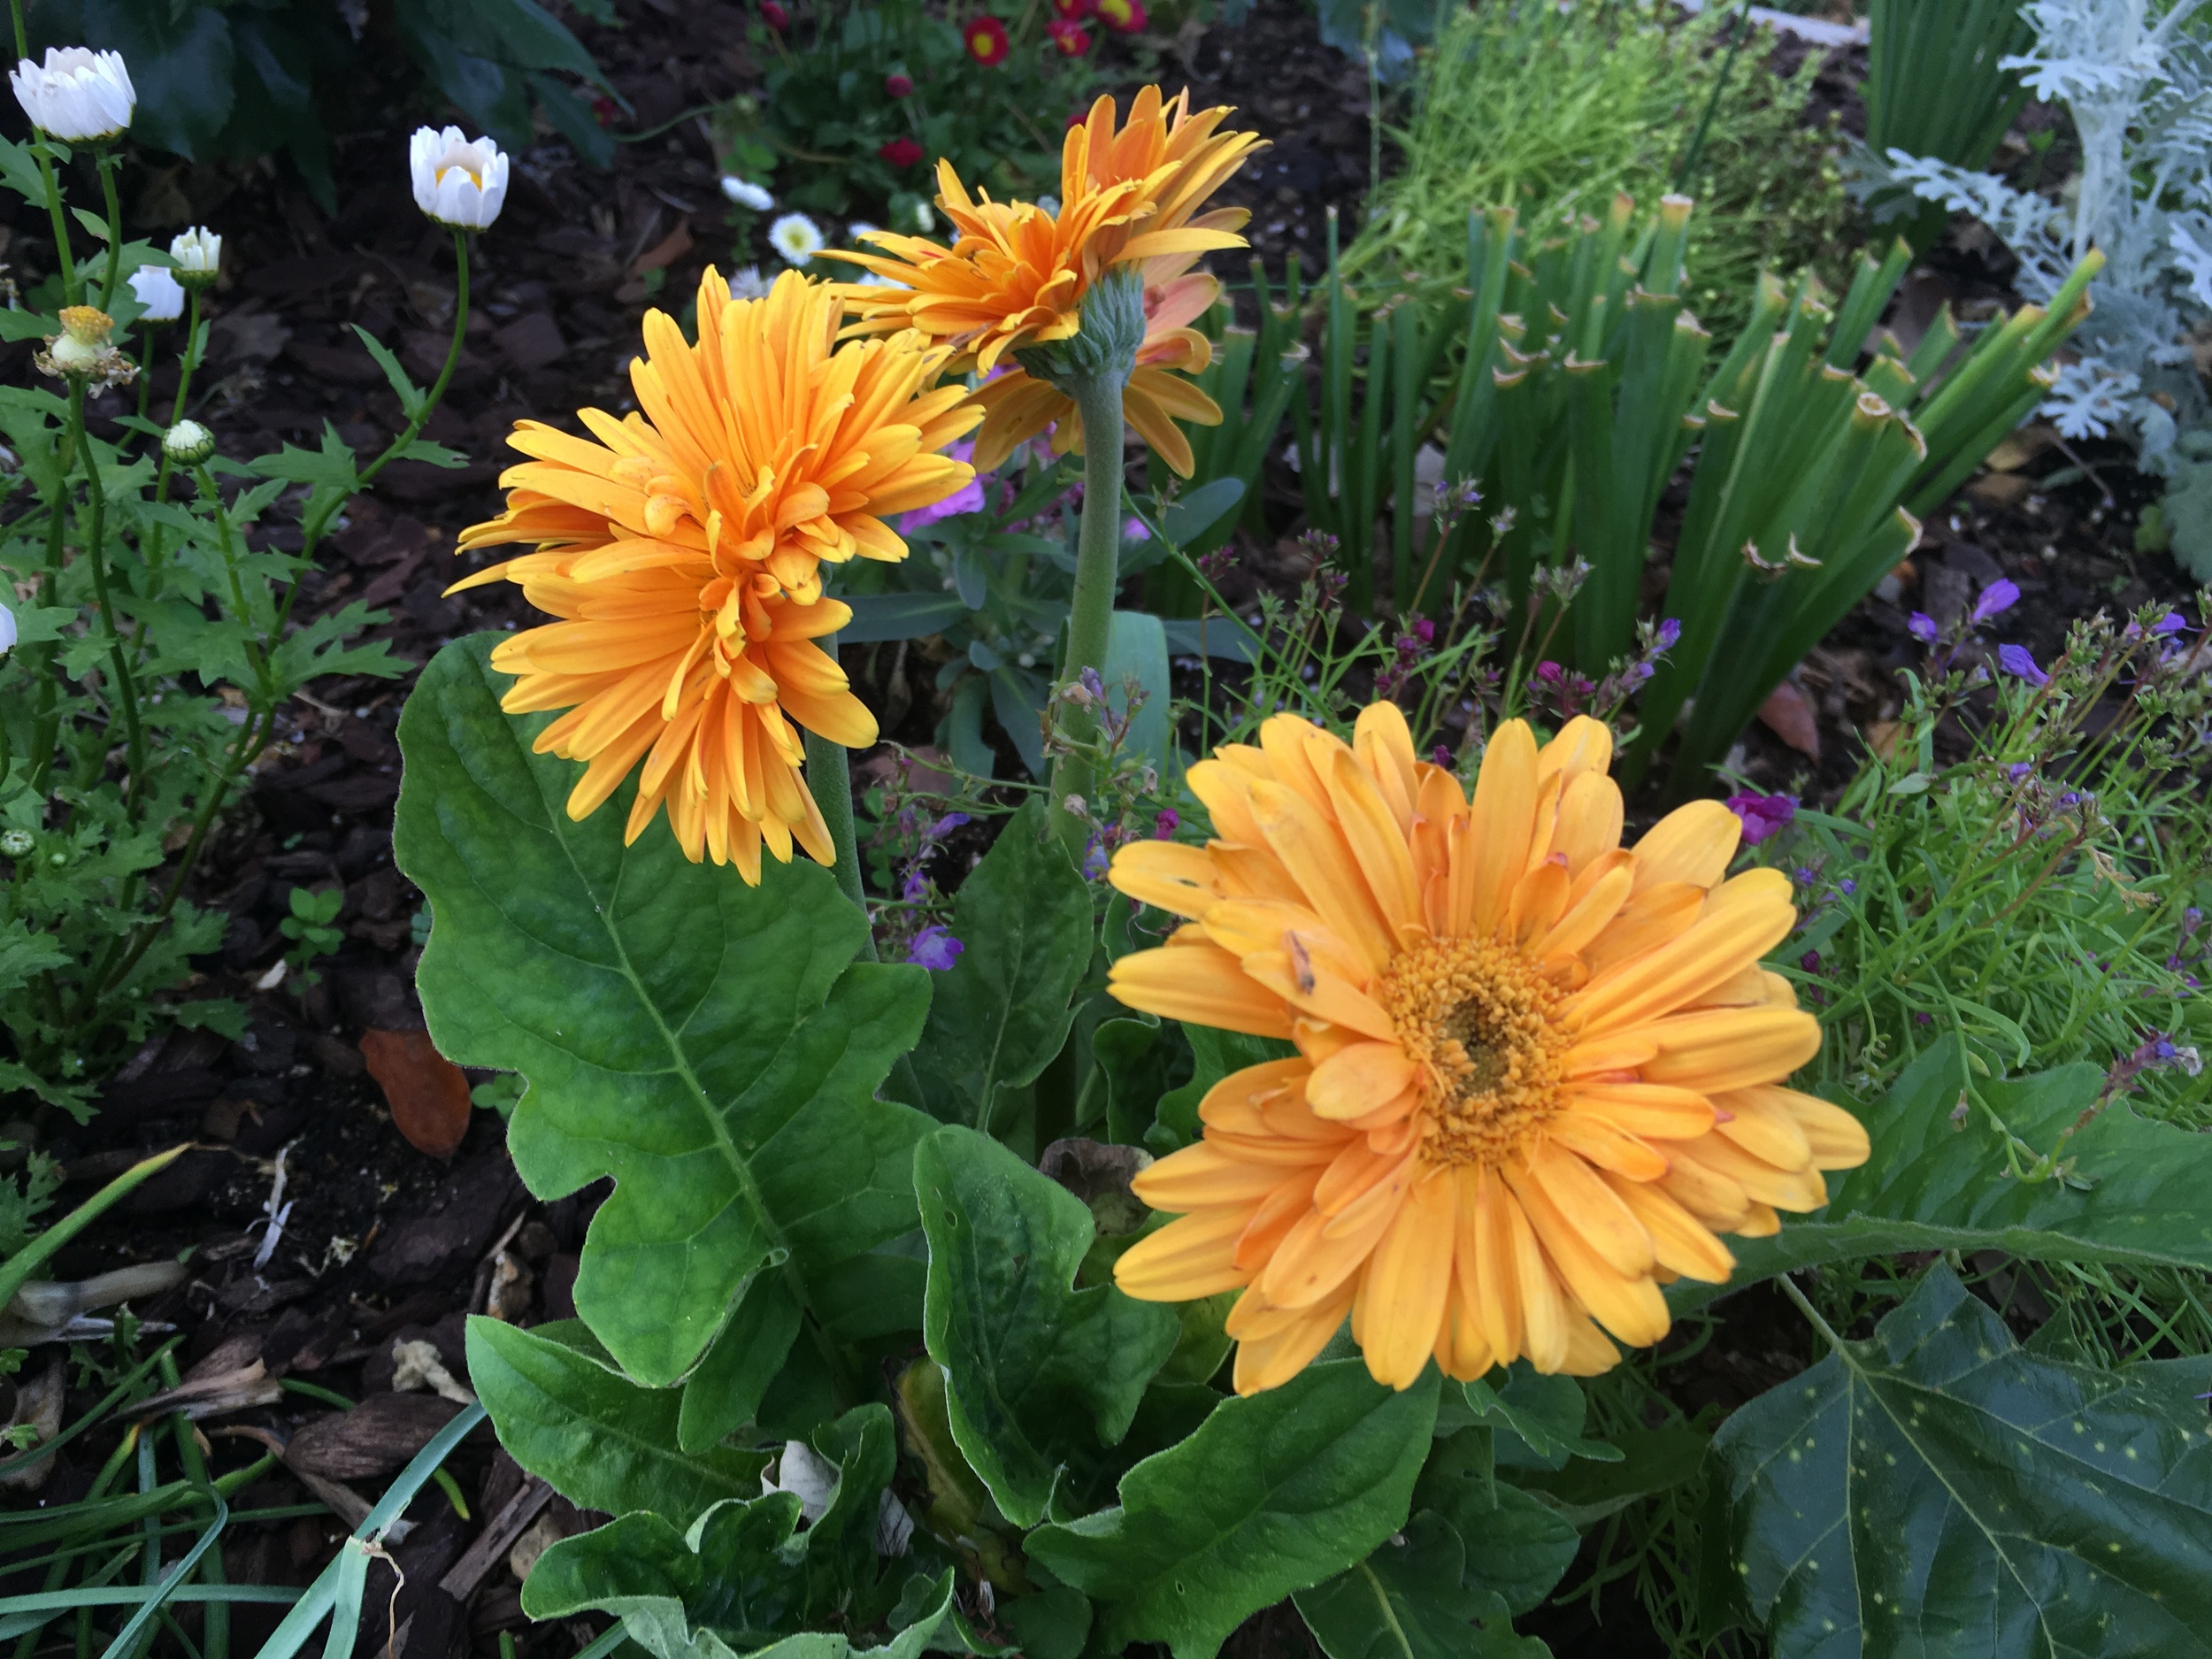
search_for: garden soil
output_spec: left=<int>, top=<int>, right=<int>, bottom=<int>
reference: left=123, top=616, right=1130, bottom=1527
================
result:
left=0, top=5, right=2195, bottom=1656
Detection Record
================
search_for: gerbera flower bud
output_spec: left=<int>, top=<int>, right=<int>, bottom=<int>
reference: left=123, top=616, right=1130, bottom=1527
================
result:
left=169, top=227, right=222, bottom=289
left=769, top=211, right=825, bottom=265
left=162, top=419, right=216, bottom=465
left=1107, top=707, right=1863, bottom=1394
left=10, top=47, right=134, bottom=142
left=127, top=265, right=184, bottom=322
left=410, top=126, right=510, bottom=231
left=452, top=269, right=982, bottom=880
left=964, top=16, right=1010, bottom=64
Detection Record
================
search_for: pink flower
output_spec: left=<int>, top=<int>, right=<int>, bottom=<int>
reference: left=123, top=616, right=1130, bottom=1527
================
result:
left=885, top=73, right=913, bottom=96
left=879, top=136, right=924, bottom=167
left=898, top=441, right=985, bottom=531
left=760, top=0, right=789, bottom=27
left=1724, top=792, right=1797, bottom=845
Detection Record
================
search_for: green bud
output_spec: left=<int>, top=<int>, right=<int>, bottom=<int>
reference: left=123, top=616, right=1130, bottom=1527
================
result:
left=1011, top=265, right=1147, bottom=399
left=163, top=419, right=215, bottom=465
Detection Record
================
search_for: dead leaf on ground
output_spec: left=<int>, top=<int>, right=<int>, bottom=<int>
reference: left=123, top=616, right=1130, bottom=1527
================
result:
left=359, top=1028, right=472, bottom=1157
left=1966, top=471, right=2035, bottom=509
left=1756, top=680, right=1822, bottom=762
left=630, top=218, right=694, bottom=278
left=286, top=1391, right=466, bottom=1482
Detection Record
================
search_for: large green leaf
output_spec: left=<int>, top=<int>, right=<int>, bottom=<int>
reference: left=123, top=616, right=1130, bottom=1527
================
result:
left=396, top=636, right=934, bottom=1385
left=83, top=0, right=236, bottom=157
left=1294, top=1513, right=1546, bottom=1659
left=1412, top=1432, right=1578, bottom=1615
left=680, top=1274, right=802, bottom=1455
left=1672, top=1048, right=2212, bottom=1319
left=466, top=1318, right=765, bottom=1526
left=526, top=1504, right=954, bottom=1659
left=1026, top=1360, right=1440, bottom=1659
left=902, top=801, right=1093, bottom=1132
left=1715, top=1263, right=2212, bottom=1659
left=915, top=1125, right=1180, bottom=1527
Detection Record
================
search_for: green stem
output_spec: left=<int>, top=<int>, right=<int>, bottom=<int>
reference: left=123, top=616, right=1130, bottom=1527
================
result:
left=148, top=288, right=205, bottom=547
left=26, top=480, right=70, bottom=795
left=96, top=151, right=124, bottom=312
left=35, top=144, right=80, bottom=307
left=68, top=379, right=148, bottom=817
left=803, top=631, right=876, bottom=961
left=1048, top=369, right=1130, bottom=855
left=1775, top=1270, right=1847, bottom=1353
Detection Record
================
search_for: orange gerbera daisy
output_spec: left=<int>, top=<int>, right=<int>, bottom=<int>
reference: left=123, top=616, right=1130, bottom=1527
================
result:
left=1106, top=707, right=1869, bottom=1395
left=451, top=268, right=980, bottom=879
left=832, top=87, right=1261, bottom=471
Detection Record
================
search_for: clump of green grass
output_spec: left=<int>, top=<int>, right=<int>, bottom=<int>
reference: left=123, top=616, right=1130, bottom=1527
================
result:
left=1348, top=0, right=1848, bottom=340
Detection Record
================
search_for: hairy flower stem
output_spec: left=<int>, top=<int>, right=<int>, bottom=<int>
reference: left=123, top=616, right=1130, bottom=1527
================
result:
left=95, top=152, right=124, bottom=311
left=1049, top=367, right=1131, bottom=855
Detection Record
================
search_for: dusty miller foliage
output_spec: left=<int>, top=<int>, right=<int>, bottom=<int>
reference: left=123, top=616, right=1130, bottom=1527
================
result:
left=1880, top=0, right=2212, bottom=579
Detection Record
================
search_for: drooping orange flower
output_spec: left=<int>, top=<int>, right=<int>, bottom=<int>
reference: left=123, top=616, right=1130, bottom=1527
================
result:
left=832, top=87, right=1261, bottom=471
left=1106, top=707, right=1869, bottom=1395
left=451, top=268, right=979, bottom=880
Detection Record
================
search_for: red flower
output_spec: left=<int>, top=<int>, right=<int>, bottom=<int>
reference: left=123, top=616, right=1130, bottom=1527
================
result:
left=964, top=15, right=1010, bottom=65
left=760, top=0, right=789, bottom=26
left=1051, top=0, right=1095, bottom=18
left=590, top=95, right=618, bottom=126
left=885, top=72, right=913, bottom=96
left=879, top=136, right=925, bottom=167
left=1046, top=18, right=1091, bottom=54
left=1094, top=0, right=1145, bottom=30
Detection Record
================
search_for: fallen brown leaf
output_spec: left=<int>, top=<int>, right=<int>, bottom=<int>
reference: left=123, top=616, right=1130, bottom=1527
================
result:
left=1756, top=680, right=1822, bottom=762
left=359, top=1028, right=472, bottom=1157
left=286, top=1391, right=466, bottom=1482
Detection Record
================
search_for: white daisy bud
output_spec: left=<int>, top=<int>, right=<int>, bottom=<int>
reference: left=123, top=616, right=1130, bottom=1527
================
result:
left=10, top=48, right=134, bottom=142
left=769, top=211, right=824, bottom=267
left=169, top=227, right=221, bottom=289
left=410, top=126, right=509, bottom=231
left=719, top=174, right=774, bottom=211
left=163, top=419, right=215, bottom=465
left=127, top=265, right=184, bottom=321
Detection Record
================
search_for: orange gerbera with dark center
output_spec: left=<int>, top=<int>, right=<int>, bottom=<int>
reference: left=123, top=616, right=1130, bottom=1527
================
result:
left=451, top=268, right=979, bottom=879
left=1106, top=706, right=1869, bottom=1395
left=833, top=87, right=1262, bottom=472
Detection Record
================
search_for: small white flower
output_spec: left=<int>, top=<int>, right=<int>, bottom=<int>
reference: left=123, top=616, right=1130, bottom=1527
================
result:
left=769, top=211, right=825, bottom=266
left=1035, top=194, right=1060, bottom=217
left=409, top=126, right=509, bottom=231
left=913, top=201, right=935, bottom=233
left=719, top=173, right=774, bottom=211
left=0, top=600, right=15, bottom=655
left=169, top=226, right=221, bottom=286
left=127, top=265, right=183, bottom=321
left=10, top=48, right=134, bottom=142
left=847, top=220, right=879, bottom=242
left=728, top=265, right=773, bottom=300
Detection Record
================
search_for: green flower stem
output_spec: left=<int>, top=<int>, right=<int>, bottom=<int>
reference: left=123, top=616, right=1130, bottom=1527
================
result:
left=147, top=288, right=205, bottom=557
left=1048, top=366, right=1130, bottom=855
left=26, top=484, right=70, bottom=795
left=803, top=627, right=876, bottom=962
left=95, top=150, right=124, bottom=311
left=67, top=379, right=148, bottom=818
left=34, top=144, right=79, bottom=308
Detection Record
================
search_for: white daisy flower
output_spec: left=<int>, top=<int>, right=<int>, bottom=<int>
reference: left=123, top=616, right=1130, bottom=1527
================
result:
left=720, top=174, right=774, bottom=211
left=729, top=265, right=773, bottom=299
left=769, top=211, right=825, bottom=266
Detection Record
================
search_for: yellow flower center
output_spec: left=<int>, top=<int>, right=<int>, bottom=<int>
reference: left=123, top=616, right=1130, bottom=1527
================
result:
left=1379, top=933, right=1569, bottom=1169
left=434, top=140, right=486, bottom=186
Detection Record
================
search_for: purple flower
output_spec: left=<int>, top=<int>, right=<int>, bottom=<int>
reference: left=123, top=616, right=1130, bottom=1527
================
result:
left=2005, top=762, right=2034, bottom=781
left=1122, top=517, right=1150, bottom=542
left=1414, top=617, right=1436, bottom=645
left=1800, top=950, right=1823, bottom=973
left=2153, top=611, right=2189, bottom=635
left=1838, top=879, right=1856, bottom=896
left=1153, top=808, right=1180, bottom=839
left=1725, top=791, right=1797, bottom=845
left=1432, top=745, right=1452, bottom=768
left=908, top=926, right=964, bottom=971
left=926, top=810, right=972, bottom=841
left=1908, top=611, right=1939, bottom=644
left=901, top=866, right=929, bottom=902
left=1535, top=660, right=1563, bottom=684
left=896, top=442, right=984, bottom=531
left=1997, top=643, right=2049, bottom=686
left=1654, top=618, right=1682, bottom=650
left=1083, top=837, right=1110, bottom=880
left=1970, top=580, right=2019, bottom=624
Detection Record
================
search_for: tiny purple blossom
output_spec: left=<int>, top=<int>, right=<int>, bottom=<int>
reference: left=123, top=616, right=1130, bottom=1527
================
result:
left=908, top=926, right=964, bottom=971
left=1079, top=666, right=1105, bottom=699
left=1535, top=660, right=1563, bottom=684
left=1083, top=839, right=1110, bottom=880
left=2152, top=611, right=2189, bottom=635
left=1123, top=517, right=1150, bottom=542
left=1724, top=791, right=1797, bottom=845
left=896, top=442, right=983, bottom=531
left=1654, top=618, right=1683, bottom=650
left=1997, top=643, right=2049, bottom=686
left=1800, top=950, right=1822, bottom=973
left=1432, top=745, right=1452, bottom=768
left=1154, top=808, right=1180, bottom=839
left=2005, top=762, right=2034, bottom=781
left=1908, top=611, right=1939, bottom=644
left=901, top=866, right=929, bottom=902
left=926, top=811, right=972, bottom=841
left=1970, top=580, right=2019, bottom=624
